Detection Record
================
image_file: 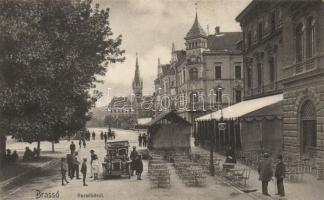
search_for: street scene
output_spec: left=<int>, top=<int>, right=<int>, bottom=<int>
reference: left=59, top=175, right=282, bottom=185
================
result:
left=1, top=0, right=324, bottom=200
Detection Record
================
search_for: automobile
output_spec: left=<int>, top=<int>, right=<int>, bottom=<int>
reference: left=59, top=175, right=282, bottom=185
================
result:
left=102, top=140, right=131, bottom=178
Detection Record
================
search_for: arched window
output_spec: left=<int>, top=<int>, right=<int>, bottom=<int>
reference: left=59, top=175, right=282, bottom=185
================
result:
left=300, top=100, right=317, bottom=155
left=296, top=23, right=305, bottom=63
left=306, top=17, right=316, bottom=59
left=189, top=68, right=198, bottom=80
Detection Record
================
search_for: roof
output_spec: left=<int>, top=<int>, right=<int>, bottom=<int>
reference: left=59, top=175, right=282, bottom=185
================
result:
left=137, top=118, right=152, bottom=125
left=196, top=94, right=283, bottom=121
left=108, top=96, right=132, bottom=108
left=185, top=13, right=207, bottom=40
left=146, top=111, right=191, bottom=127
left=206, top=32, right=242, bottom=54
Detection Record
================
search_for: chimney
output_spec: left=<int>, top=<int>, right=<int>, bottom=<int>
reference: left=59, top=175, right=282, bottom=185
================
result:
left=215, top=26, right=220, bottom=35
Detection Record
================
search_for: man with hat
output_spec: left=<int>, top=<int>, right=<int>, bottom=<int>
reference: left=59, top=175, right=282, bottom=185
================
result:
left=258, top=152, right=273, bottom=196
left=130, top=146, right=138, bottom=176
left=275, top=154, right=286, bottom=196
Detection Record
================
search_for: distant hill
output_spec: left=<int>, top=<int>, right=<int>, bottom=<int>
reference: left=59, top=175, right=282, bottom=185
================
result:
left=86, top=106, right=107, bottom=127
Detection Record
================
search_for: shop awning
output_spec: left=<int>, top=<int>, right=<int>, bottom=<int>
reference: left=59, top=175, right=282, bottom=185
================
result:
left=195, top=94, right=283, bottom=121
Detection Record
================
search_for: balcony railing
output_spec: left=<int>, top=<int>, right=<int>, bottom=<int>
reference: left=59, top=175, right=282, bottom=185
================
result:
left=284, top=56, right=319, bottom=78
left=245, top=81, right=282, bottom=98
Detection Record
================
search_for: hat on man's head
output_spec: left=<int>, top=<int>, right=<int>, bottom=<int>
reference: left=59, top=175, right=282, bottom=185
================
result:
left=90, top=150, right=94, bottom=153
left=133, top=146, right=136, bottom=149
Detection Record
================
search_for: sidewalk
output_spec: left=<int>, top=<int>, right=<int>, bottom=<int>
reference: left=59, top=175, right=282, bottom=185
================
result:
left=191, top=146, right=324, bottom=200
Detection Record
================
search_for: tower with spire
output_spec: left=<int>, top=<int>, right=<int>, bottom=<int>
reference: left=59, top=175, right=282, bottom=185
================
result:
left=185, top=9, right=208, bottom=57
left=132, top=53, right=143, bottom=117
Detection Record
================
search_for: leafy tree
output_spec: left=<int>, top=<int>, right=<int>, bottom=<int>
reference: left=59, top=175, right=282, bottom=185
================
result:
left=0, top=0, right=124, bottom=164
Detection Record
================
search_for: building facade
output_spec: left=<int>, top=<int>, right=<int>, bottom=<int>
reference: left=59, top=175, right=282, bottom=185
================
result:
left=154, top=13, right=243, bottom=124
left=236, top=0, right=324, bottom=160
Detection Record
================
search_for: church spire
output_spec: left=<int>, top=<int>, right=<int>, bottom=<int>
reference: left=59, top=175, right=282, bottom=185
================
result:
left=132, top=52, right=143, bottom=96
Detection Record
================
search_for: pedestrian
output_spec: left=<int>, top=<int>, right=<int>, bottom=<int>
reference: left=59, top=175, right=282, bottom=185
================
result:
left=86, top=131, right=90, bottom=141
left=5, top=149, right=12, bottom=163
left=72, top=152, right=81, bottom=179
left=100, top=132, right=104, bottom=140
left=81, top=158, right=88, bottom=186
left=103, top=133, right=107, bottom=144
left=66, top=153, right=73, bottom=179
left=258, top=152, right=273, bottom=196
left=60, top=158, right=69, bottom=186
left=92, top=131, right=95, bottom=140
left=12, top=150, right=18, bottom=162
left=138, top=134, right=142, bottom=147
left=135, top=155, right=143, bottom=180
left=79, top=139, right=82, bottom=148
left=89, top=150, right=98, bottom=178
left=130, top=146, right=138, bottom=176
left=92, top=155, right=99, bottom=180
left=70, top=141, right=76, bottom=153
left=142, top=134, right=147, bottom=147
left=23, top=147, right=33, bottom=161
left=275, top=154, right=286, bottom=197
left=82, top=138, right=86, bottom=148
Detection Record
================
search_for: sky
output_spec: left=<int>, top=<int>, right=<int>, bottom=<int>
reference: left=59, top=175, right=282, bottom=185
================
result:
left=92, top=0, right=252, bottom=107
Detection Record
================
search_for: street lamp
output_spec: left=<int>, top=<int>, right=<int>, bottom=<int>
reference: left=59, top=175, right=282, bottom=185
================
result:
left=210, top=87, right=224, bottom=176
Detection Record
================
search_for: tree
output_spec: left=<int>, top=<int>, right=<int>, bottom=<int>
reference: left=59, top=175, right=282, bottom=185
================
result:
left=0, top=0, right=124, bottom=164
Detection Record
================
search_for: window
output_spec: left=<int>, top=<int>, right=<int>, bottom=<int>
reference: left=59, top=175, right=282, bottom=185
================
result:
left=306, top=17, right=316, bottom=59
left=270, top=11, right=276, bottom=32
left=190, top=91, right=199, bottom=104
left=247, top=31, right=252, bottom=48
left=182, top=68, right=186, bottom=83
left=235, top=65, right=241, bottom=79
left=215, top=66, right=221, bottom=79
left=296, top=23, right=304, bottom=63
left=257, top=63, right=262, bottom=87
left=216, top=88, right=222, bottom=103
left=258, top=22, right=263, bottom=42
left=235, top=90, right=242, bottom=103
left=269, top=57, right=275, bottom=82
left=247, top=66, right=252, bottom=88
left=189, top=68, right=198, bottom=80
left=300, top=100, right=317, bottom=150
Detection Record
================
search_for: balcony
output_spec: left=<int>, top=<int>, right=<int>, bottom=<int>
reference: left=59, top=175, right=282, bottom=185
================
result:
left=284, top=55, right=321, bottom=78
left=245, top=81, right=283, bottom=99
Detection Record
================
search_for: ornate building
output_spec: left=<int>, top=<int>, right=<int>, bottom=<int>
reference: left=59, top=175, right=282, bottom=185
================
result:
left=236, top=0, right=324, bottom=162
left=154, top=12, right=243, bottom=124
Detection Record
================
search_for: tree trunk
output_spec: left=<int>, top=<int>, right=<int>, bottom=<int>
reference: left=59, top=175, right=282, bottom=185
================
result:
left=0, top=134, right=6, bottom=168
left=37, top=139, right=40, bottom=158
left=52, top=141, right=55, bottom=152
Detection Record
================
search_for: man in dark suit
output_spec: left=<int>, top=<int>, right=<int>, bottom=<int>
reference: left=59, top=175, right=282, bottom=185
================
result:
left=275, top=154, right=286, bottom=196
left=258, top=153, right=273, bottom=196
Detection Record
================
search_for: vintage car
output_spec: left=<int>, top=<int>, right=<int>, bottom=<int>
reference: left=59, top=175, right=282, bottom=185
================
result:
left=102, top=140, right=131, bottom=178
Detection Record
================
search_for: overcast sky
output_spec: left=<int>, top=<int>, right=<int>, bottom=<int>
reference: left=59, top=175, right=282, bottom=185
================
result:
left=93, top=0, right=252, bottom=107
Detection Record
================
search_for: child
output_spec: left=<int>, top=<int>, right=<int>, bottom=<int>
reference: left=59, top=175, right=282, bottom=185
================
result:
left=60, top=157, right=69, bottom=186
left=135, top=155, right=143, bottom=180
left=81, top=158, right=88, bottom=186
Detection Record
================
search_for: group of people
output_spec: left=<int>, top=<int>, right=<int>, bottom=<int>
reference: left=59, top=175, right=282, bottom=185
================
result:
left=258, top=153, right=286, bottom=197
left=138, top=134, right=147, bottom=147
left=5, top=149, right=18, bottom=163
left=130, top=146, right=143, bottom=180
left=60, top=142, right=100, bottom=186
left=23, top=147, right=39, bottom=161
left=100, top=128, right=114, bottom=144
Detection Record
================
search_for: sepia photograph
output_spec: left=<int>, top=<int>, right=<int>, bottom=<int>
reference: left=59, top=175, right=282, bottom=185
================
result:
left=1, top=0, right=324, bottom=199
